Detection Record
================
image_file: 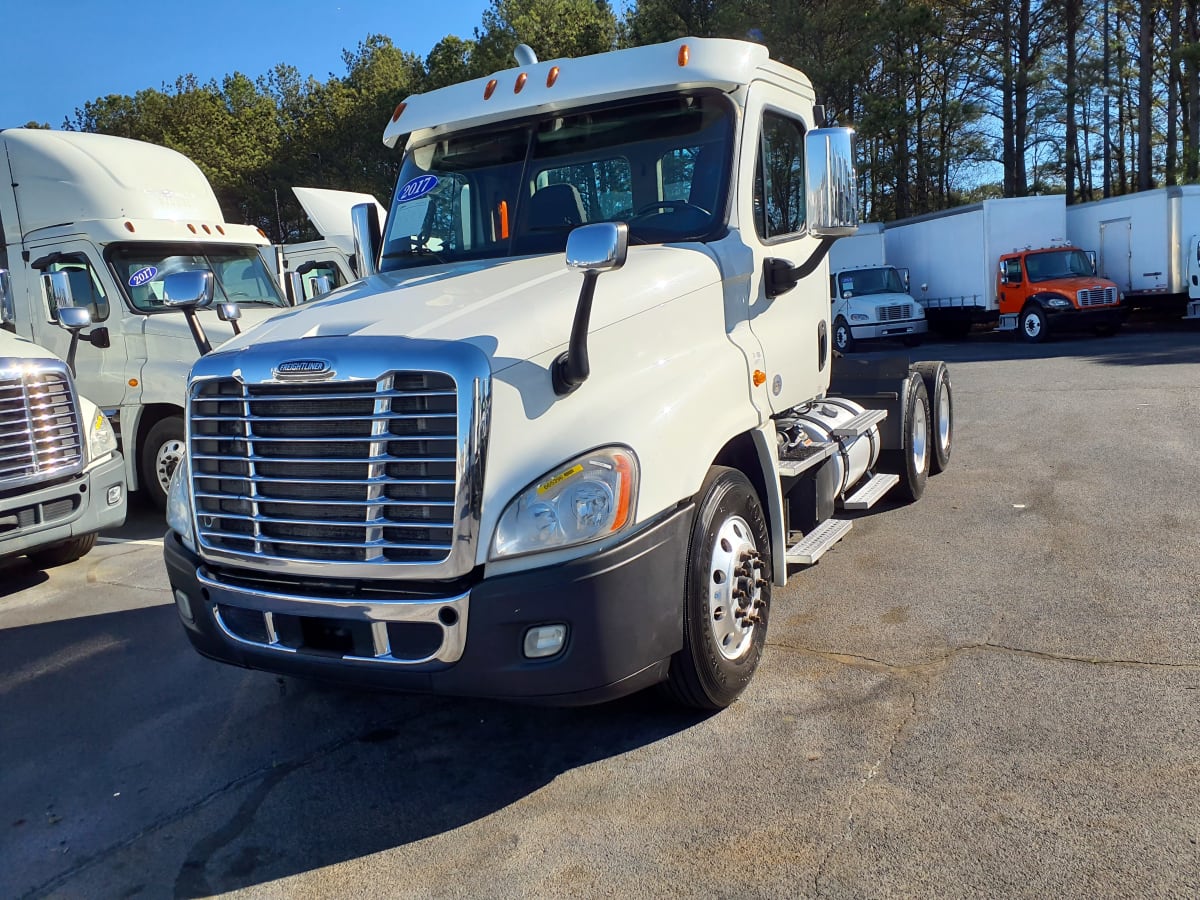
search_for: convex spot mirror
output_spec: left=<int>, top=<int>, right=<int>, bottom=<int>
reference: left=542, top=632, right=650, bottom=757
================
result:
left=161, top=270, right=215, bottom=309
left=215, top=302, right=241, bottom=323
left=566, top=222, right=628, bottom=273
left=57, top=306, right=92, bottom=331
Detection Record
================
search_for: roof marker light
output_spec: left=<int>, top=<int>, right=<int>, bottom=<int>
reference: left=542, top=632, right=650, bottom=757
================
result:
left=216, top=225, right=225, bottom=235
left=514, top=73, right=527, bottom=94
left=546, top=66, right=560, bottom=88
left=678, top=44, right=690, bottom=67
left=187, top=223, right=197, bottom=233
left=391, top=102, right=407, bottom=123
left=484, top=79, right=498, bottom=100
left=202, top=224, right=211, bottom=234
left=124, top=221, right=135, bottom=233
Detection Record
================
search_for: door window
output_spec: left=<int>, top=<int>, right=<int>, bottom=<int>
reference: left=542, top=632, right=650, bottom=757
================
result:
left=40, top=255, right=110, bottom=322
left=754, top=112, right=807, bottom=240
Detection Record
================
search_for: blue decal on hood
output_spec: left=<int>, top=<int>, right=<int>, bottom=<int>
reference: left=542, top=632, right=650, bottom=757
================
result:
left=397, top=175, right=438, bottom=203
left=128, top=266, right=158, bottom=288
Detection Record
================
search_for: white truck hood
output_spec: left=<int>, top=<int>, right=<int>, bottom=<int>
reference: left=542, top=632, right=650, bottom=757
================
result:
left=219, top=247, right=720, bottom=372
left=292, top=187, right=386, bottom=240
left=0, top=329, right=61, bottom=362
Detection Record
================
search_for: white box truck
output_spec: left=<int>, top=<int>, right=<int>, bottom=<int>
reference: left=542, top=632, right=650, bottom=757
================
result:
left=883, top=196, right=1124, bottom=339
left=272, top=187, right=386, bottom=303
left=1064, top=185, right=1200, bottom=318
left=163, top=38, right=956, bottom=709
left=827, top=222, right=926, bottom=352
left=1, top=323, right=126, bottom=568
left=0, top=129, right=290, bottom=507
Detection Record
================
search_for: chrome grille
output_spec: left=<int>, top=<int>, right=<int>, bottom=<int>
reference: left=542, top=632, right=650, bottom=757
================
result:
left=0, top=361, right=84, bottom=491
left=878, top=303, right=914, bottom=321
left=189, top=373, right=461, bottom=566
left=1077, top=286, right=1117, bottom=307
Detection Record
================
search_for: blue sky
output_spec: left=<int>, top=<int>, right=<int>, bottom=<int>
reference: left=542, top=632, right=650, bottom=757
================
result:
left=1, top=0, right=493, bottom=128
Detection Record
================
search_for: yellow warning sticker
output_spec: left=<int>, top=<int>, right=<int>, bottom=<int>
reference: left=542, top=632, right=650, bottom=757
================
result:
left=538, top=464, right=583, bottom=494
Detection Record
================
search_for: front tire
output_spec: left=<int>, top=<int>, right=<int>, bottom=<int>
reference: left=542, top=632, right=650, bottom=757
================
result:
left=664, top=467, right=771, bottom=710
left=1019, top=305, right=1048, bottom=343
left=833, top=317, right=855, bottom=354
left=141, top=415, right=185, bottom=511
left=913, top=361, right=952, bottom=474
left=27, top=533, right=97, bottom=568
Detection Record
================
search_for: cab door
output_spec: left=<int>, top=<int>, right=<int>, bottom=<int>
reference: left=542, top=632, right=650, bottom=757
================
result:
left=26, top=241, right=130, bottom=409
left=737, top=82, right=828, bottom=412
left=1189, top=235, right=1200, bottom=301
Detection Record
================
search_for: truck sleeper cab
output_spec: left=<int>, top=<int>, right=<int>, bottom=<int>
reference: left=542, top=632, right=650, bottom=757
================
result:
left=996, top=245, right=1125, bottom=342
left=163, top=38, right=954, bottom=709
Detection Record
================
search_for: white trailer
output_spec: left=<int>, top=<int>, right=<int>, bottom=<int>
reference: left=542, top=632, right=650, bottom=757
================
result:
left=827, top=222, right=926, bottom=352
left=0, top=129, right=289, bottom=507
left=883, top=195, right=1066, bottom=335
left=1063, top=186, right=1200, bottom=317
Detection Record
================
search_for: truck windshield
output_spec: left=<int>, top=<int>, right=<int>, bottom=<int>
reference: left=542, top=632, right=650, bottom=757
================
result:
left=1024, top=249, right=1093, bottom=283
left=106, top=243, right=288, bottom=312
left=379, top=93, right=732, bottom=271
left=837, top=267, right=906, bottom=297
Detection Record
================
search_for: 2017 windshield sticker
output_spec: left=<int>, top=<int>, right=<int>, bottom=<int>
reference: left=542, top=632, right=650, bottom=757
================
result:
left=128, top=266, right=158, bottom=288
left=398, top=175, right=438, bottom=203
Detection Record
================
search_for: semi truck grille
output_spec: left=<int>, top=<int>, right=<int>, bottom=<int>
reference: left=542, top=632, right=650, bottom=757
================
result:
left=1077, top=287, right=1117, bottom=307
left=189, top=373, right=461, bottom=566
left=0, top=364, right=84, bottom=490
left=877, top=303, right=914, bottom=321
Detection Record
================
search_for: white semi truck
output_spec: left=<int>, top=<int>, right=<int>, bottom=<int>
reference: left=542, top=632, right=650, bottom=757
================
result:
left=883, top=195, right=1124, bottom=339
left=163, top=38, right=955, bottom=709
left=0, top=128, right=289, bottom=508
left=271, top=187, right=386, bottom=304
left=1, top=321, right=126, bottom=568
left=1063, top=185, right=1200, bottom=319
left=827, top=222, right=926, bottom=352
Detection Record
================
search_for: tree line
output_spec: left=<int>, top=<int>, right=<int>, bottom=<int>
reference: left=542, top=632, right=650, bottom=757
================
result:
left=54, top=0, right=1200, bottom=239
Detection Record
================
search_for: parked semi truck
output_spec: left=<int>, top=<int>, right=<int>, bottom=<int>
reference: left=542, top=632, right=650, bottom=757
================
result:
left=0, top=128, right=289, bottom=508
left=827, top=222, right=926, bottom=352
left=270, top=187, right=386, bottom=304
left=163, top=38, right=955, bottom=709
left=1, top=320, right=126, bottom=568
left=884, top=196, right=1124, bottom=340
left=1063, top=185, right=1200, bottom=318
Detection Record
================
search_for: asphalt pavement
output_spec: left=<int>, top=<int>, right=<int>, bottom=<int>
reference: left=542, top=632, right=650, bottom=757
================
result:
left=2, top=321, right=1198, bottom=899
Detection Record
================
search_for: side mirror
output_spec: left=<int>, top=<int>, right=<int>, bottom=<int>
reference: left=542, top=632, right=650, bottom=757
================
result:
left=58, top=306, right=92, bottom=331
left=287, top=271, right=303, bottom=305
left=43, top=271, right=75, bottom=316
left=310, top=274, right=333, bottom=298
left=161, top=270, right=215, bottom=309
left=1, top=269, right=15, bottom=327
left=1085, top=250, right=1097, bottom=274
left=351, top=202, right=382, bottom=278
left=805, top=127, right=858, bottom=237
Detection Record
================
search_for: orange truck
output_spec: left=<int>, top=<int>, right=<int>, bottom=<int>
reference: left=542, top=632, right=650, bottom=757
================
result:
left=883, top=196, right=1125, bottom=341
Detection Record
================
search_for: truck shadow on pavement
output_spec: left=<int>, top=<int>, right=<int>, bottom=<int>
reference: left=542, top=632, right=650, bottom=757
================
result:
left=2, top=604, right=707, bottom=898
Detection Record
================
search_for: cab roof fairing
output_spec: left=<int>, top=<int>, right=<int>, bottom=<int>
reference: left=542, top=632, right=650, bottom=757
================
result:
left=382, top=37, right=775, bottom=150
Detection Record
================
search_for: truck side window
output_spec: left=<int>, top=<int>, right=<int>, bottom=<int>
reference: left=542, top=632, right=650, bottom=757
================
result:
left=298, top=262, right=341, bottom=301
left=43, top=258, right=110, bottom=322
left=754, top=112, right=806, bottom=240
left=1002, top=259, right=1022, bottom=284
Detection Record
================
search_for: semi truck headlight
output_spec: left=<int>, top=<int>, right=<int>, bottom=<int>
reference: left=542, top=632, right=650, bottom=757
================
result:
left=86, top=409, right=118, bottom=462
left=166, top=454, right=196, bottom=551
left=492, top=447, right=638, bottom=559
left=1047, top=296, right=1072, bottom=308
left=850, top=313, right=870, bottom=322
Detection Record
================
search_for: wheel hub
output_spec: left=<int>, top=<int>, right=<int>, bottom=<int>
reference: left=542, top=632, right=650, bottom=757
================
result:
left=708, top=517, right=766, bottom=661
left=155, top=439, right=185, bottom=494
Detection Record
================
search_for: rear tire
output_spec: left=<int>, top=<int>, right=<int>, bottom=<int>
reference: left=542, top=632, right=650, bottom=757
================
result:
left=881, top=374, right=930, bottom=503
left=833, top=316, right=855, bottom=354
left=913, top=361, right=952, bottom=474
left=664, top=467, right=771, bottom=710
left=27, top=533, right=97, bottom=568
left=141, top=415, right=185, bottom=511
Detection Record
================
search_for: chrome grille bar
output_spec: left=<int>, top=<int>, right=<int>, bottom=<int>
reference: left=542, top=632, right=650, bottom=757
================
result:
left=0, top=361, right=84, bottom=491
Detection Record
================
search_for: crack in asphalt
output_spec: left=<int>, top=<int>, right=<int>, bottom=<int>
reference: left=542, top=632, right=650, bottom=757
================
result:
left=813, top=688, right=921, bottom=898
left=767, top=639, right=1200, bottom=673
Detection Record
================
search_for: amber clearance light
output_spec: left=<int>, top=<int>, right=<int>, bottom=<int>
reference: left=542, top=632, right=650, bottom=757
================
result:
left=678, top=44, right=690, bottom=67
left=483, top=79, right=498, bottom=100
left=546, top=66, right=560, bottom=88
left=391, top=102, right=407, bottom=123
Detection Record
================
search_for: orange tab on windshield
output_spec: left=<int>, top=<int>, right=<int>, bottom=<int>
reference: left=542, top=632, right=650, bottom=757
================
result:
left=498, top=200, right=510, bottom=239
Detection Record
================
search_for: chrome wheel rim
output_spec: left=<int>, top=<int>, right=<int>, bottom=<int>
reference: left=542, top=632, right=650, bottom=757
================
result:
left=835, top=324, right=849, bottom=350
left=1023, top=313, right=1042, bottom=337
left=707, top=515, right=765, bottom=661
left=155, top=439, right=185, bottom=494
left=911, top=396, right=928, bottom=476
left=937, top=381, right=951, bottom=455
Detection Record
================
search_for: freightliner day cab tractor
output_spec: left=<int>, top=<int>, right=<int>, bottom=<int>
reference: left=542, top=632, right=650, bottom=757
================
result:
left=163, top=38, right=956, bottom=709
left=0, top=306, right=126, bottom=568
left=0, top=129, right=290, bottom=508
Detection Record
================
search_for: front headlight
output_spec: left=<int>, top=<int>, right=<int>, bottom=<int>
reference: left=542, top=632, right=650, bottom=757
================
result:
left=86, top=409, right=118, bottom=462
left=1047, top=296, right=1072, bottom=308
left=850, top=313, right=870, bottom=322
left=491, top=446, right=638, bottom=559
left=166, top=453, right=195, bottom=551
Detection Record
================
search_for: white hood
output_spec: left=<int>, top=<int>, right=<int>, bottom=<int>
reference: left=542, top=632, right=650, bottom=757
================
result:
left=219, top=246, right=722, bottom=372
left=0, top=328, right=62, bottom=363
left=292, top=187, right=386, bottom=240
